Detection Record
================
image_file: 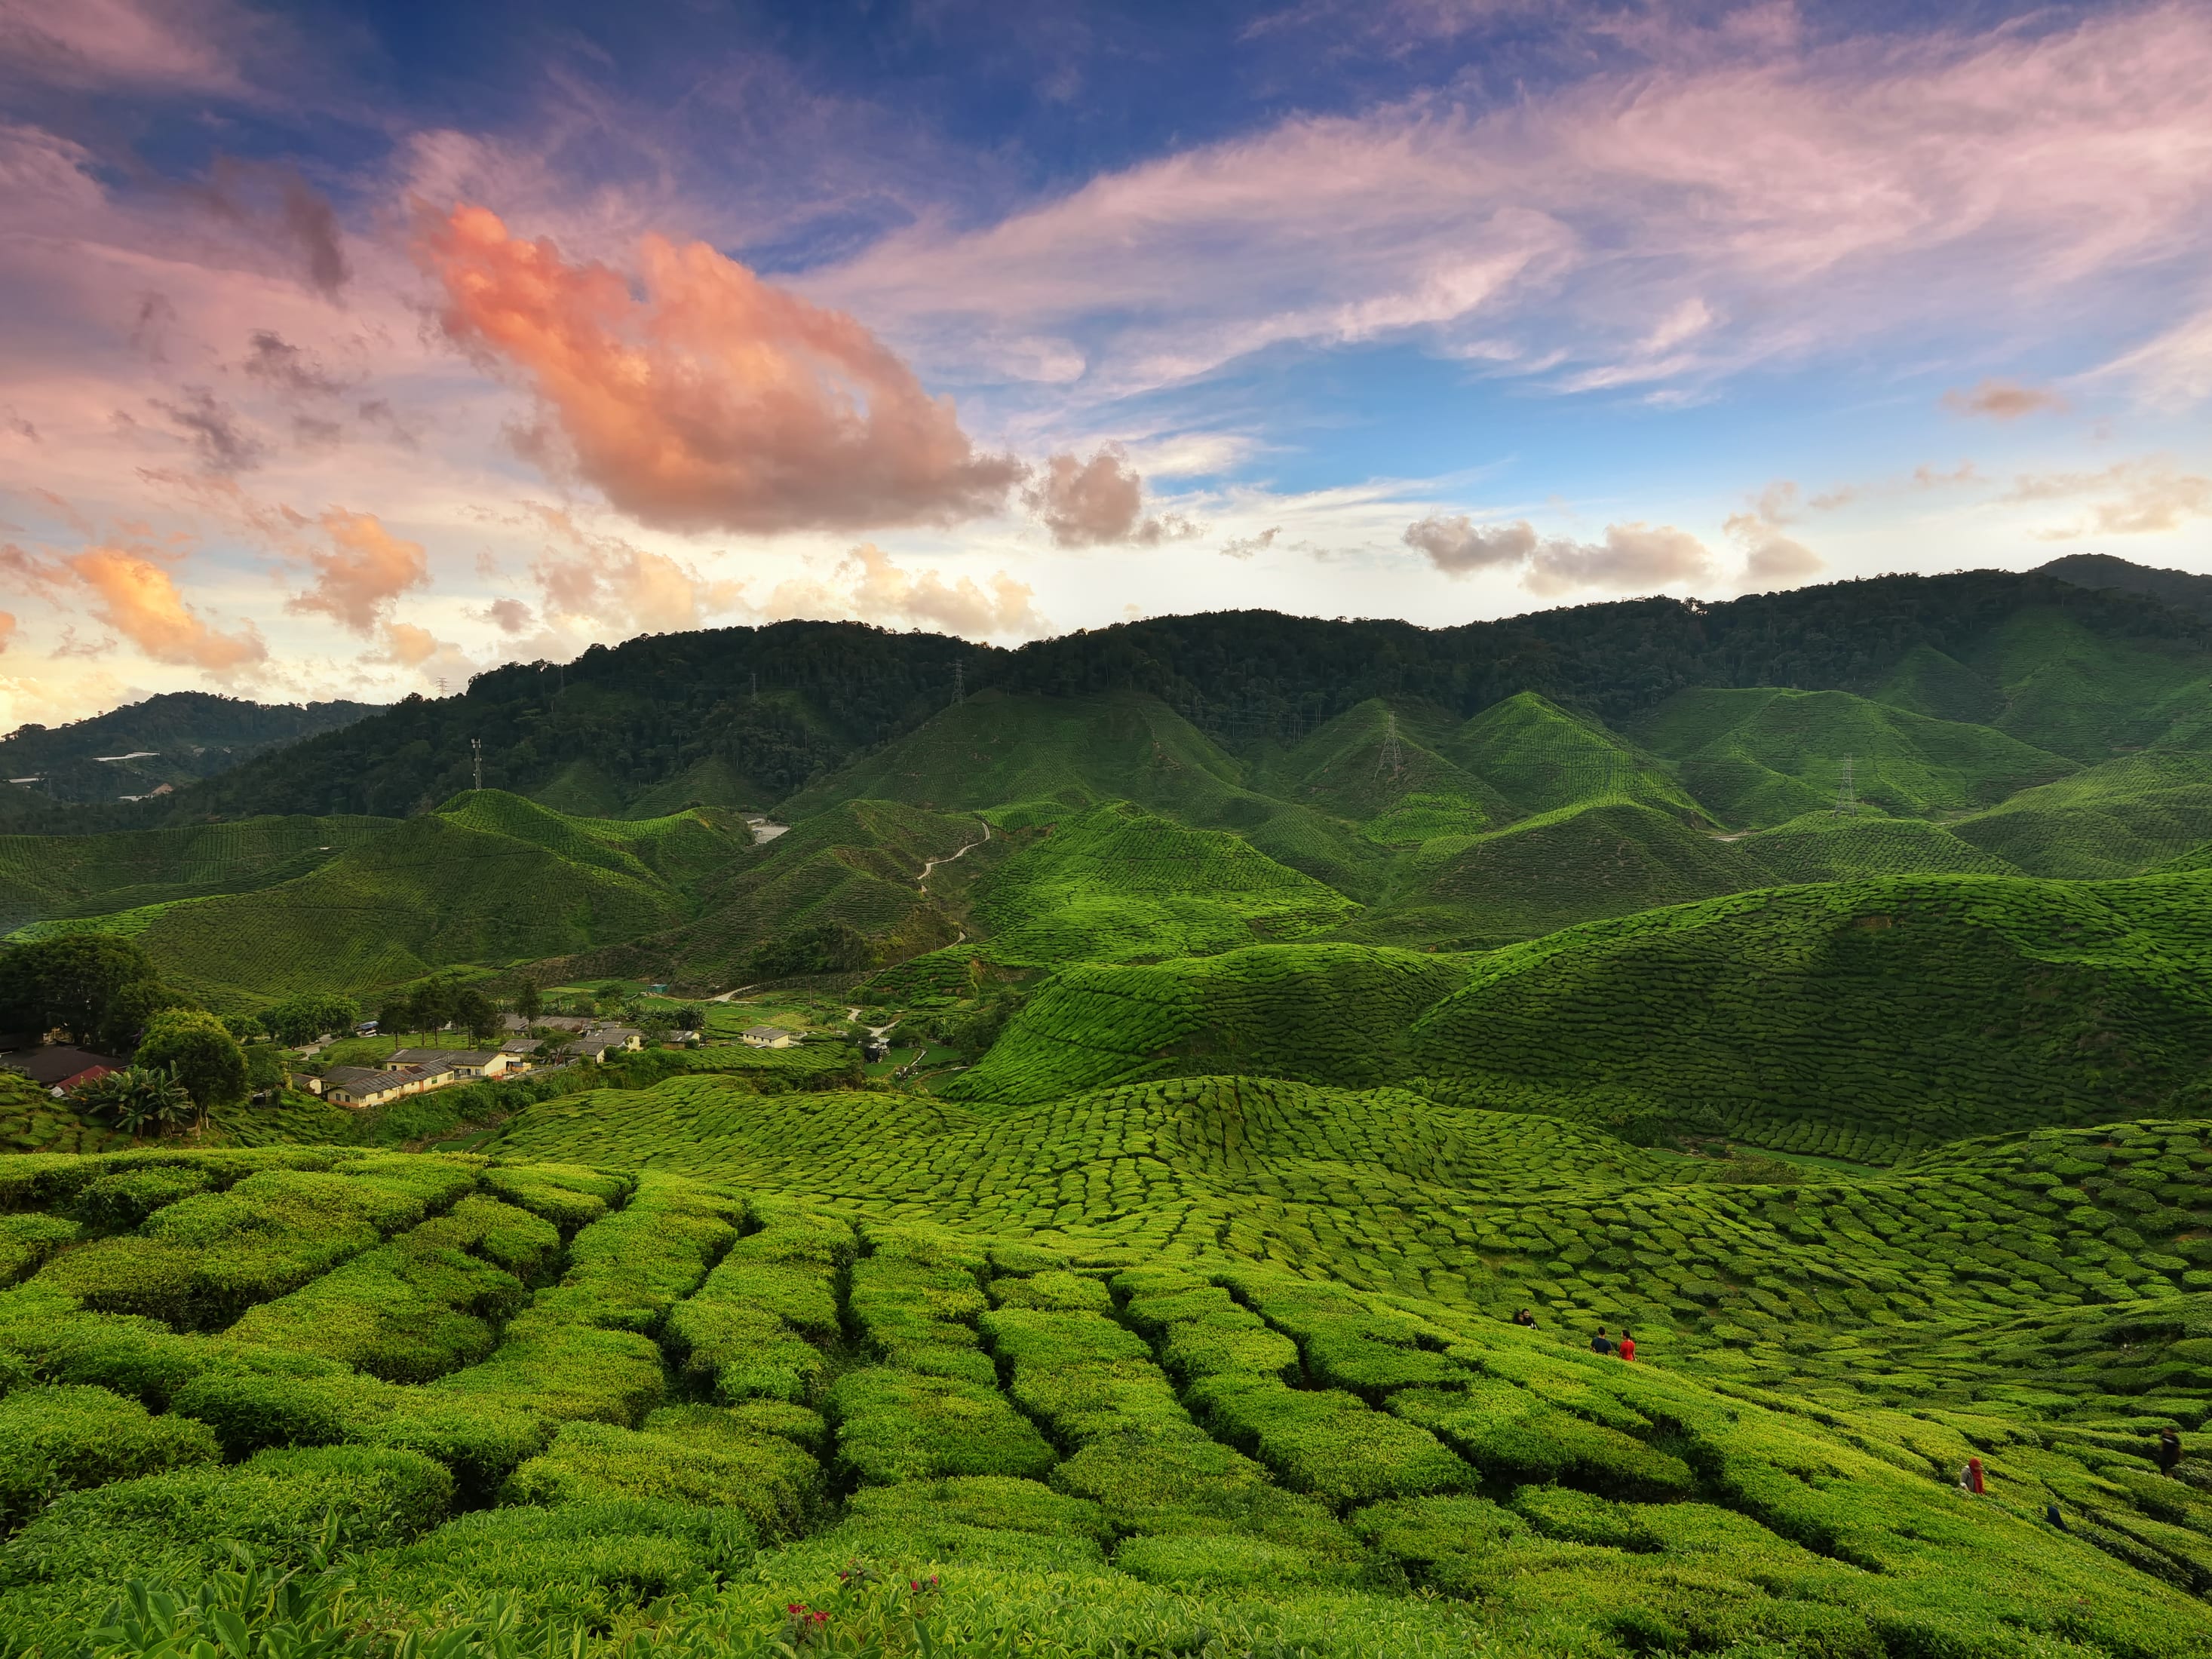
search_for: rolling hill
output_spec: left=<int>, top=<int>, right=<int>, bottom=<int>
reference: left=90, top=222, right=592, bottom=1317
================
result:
left=0, top=692, right=376, bottom=811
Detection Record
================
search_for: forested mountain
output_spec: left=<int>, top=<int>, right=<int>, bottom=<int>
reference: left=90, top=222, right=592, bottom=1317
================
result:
left=0, top=692, right=376, bottom=815
left=18, top=565, right=2205, bottom=830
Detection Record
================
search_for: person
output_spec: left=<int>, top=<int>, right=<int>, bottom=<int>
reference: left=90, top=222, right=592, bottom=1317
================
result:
left=1512, top=1308, right=1536, bottom=1328
left=2044, top=1501, right=2068, bottom=1532
left=1956, top=1457, right=1985, bottom=1495
left=2158, top=1428, right=2183, bottom=1477
left=1591, top=1327, right=1615, bottom=1356
left=1618, top=1329, right=1636, bottom=1363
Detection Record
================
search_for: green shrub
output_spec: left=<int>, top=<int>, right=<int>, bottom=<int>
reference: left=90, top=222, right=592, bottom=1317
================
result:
left=480, top=1163, right=626, bottom=1233
left=989, top=1270, right=1112, bottom=1312
left=0, top=1214, right=79, bottom=1288
left=71, top=1168, right=212, bottom=1230
left=0, top=1383, right=219, bottom=1529
left=824, top=1368, right=1056, bottom=1486
left=502, top=1411, right=821, bottom=1541
left=1184, top=1374, right=1471, bottom=1508
left=1389, top=1384, right=1695, bottom=1500
left=1111, top=1531, right=1344, bottom=1587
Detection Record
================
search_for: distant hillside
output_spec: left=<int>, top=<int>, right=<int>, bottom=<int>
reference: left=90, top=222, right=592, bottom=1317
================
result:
left=0, top=691, right=376, bottom=811
left=56, top=567, right=2212, bottom=829
left=2040, top=551, right=2212, bottom=621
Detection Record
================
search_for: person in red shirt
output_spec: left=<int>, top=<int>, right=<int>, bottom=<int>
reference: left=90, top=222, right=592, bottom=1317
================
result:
left=1618, top=1329, right=1636, bottom=1363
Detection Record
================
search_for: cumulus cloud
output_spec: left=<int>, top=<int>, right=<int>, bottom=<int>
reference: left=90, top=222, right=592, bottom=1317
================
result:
left=150, top=387, right=265, bottom=474
left=528, top=506, right=741, bottom=636
left=762, top=544, right=1048, bottom=640
left=1525, top=523, right=1717, bottom=596
left=1724, top=483, right=1825, bottom=587
left=418, top=204, right=1023, bottom=535
left=1023, top=446, right=1197, bottom=547
left=481, top=596, right=533, bottom=634
left=2008, top=461, right=2212, bottom=539
left=285, top=510, right=431, bottom=633
left=1402, top=513, right=1718, bottom=594
left=1220, top=526, right=1281, bottom=560
left=66, top=544, right=264, bottom=672
left=1403, top=514, right=1539, bottom=574
left=1942, top=378, right=2067, bottom=420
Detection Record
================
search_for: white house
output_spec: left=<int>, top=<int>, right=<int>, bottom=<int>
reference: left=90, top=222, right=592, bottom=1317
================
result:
left=741, top=1025, right=798, bottom=1048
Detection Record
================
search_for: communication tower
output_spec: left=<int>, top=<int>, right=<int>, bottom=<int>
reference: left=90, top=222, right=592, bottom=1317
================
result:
left=1375, top=710, right=1406, bottom=779
left=1833, top=756, right=1858, bottom=816
left=471, top=738, right=483, bottom=793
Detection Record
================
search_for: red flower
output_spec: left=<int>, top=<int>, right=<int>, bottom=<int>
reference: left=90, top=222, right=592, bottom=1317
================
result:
left=814, top=1611, right=829, bottom=1624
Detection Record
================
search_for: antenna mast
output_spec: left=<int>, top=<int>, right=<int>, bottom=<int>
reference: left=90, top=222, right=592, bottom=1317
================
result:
left=1833, top=756, right=1858, bottom=816
left=471, top=738, right=483, bottom=793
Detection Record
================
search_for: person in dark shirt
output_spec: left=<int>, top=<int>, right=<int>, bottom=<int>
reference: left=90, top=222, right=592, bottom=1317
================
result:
left=1591, top=1328, right=1615, bottom=1356
left=1512, top=1308, right=1536, bottom=1328
left=2158, top=1428, right=2184, bottom=1477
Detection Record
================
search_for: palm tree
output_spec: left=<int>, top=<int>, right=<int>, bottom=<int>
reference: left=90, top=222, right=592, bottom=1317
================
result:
left=72, top=1066, right=194, bottom=1139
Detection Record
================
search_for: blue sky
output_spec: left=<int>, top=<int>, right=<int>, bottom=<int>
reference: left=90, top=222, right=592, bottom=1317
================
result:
left=1, top=0, right=2208, bottom=727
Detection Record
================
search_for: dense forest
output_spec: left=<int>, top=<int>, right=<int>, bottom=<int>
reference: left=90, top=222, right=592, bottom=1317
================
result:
left=8, top=563, right=2207, bottom=830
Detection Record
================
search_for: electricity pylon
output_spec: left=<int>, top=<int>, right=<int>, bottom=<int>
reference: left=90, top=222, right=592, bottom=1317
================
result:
left=1833, top=755, right=1858, bottom=816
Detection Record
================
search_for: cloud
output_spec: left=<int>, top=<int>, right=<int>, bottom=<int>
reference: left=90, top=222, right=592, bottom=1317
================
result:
left=1942, top=378, right=2067, bottom=420
left=0, top=612, right=14, bottom=654
left=762, top=544, right=1048, bottom=640
left=418, top=204, right=1023, bottom=535
left=1525, top=523, right=1717, bottom=596
left=482, top=596, right=533, bottom=634
left=66, top=544, right=264, bottom=671
left=0, top=0, right=253, bottom=94
left=527, top=505, right=741, bottom=636
left=1220, top=526, right=1281, bottom=560
left=241, top=330, right=347, bottom=399
left=1403, top=514, right=1539, bottom=575
left=1725, top=485, right=1825, bottom=588
left=196, top=161, right=351, bottom=299
left=816, top=6, right=2212, bottom=401
left=2099, top=303, right=2212, bottom=410
left=1023, top=446, right=1197, bottom=547
left=2008, top=461, right=2212, bottom=539
left=149, top=387, right=265, bottom=473
left=1402, top=512, right=1719, bottom=593
left=286, top=511, right=431, bottom=633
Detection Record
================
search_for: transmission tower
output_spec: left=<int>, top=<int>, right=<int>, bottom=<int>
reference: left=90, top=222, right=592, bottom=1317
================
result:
left=1375, top=710, right=1406, bottom=779
left=952, top=661, right=965, bottom=704
left=1833, top=755, right=1858, bottom=816
left=471, top=738, right=483, bottom=793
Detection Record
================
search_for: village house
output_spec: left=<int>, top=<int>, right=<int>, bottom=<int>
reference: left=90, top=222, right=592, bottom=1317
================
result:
left=387, top=1047, right=511, bottom=1078
left=741, top=1024, right=798, bottom=1049
left=561, top=1035, right=625, bottom=1064
left=319, top=1060, right=456, bottom=1107
left=497, top=1038, right=543, bottom=1071
left=591, top=1026, right=643, bottom=1051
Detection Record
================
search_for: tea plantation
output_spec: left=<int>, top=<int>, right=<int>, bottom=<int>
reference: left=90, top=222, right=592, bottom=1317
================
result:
left=21, top=579, right=2212, bottom=1652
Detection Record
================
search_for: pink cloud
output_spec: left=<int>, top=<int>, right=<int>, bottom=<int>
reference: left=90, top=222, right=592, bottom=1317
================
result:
left=762, top=544, right=1047, bottom=640
left=1024, top=447, right=1195, bottom=547
left=286, top=510, right=431, bottom=633
left=0, top=611, right=14, bottom=654
left=418, top=204, right=1023, bottom=535
left=816, top=6, right=2212, bottom=399
left=1403, top=514, right=1537, bottom=575
left=1943, top=378, right=2067, bottom=420
left=526, top=505, right=741, bottom=636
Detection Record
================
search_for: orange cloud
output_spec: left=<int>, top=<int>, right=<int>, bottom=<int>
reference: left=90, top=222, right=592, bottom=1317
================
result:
left=526, top=505, right=741, bottom=636
left=0, top=612, right=15, bottom=655
left=1943, top=378, right=2068, bottom=420
left=419, top=204, right=1022, bottom=535
left=762, top=544, right=1048, bottom=639
left=287, top=511, right=431, bottom=633
left=1023, top=446, right=1195, bottom=547
left=66, top=545, right=264, bottom=672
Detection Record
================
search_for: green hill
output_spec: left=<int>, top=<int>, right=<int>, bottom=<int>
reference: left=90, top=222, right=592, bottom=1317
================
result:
left=1970, top=608, right=2212, bottom=759
left=1739, top=811, right=2021, bottom=883
left=1407, top=869, right=2212, bottom=1158
left=1365, top=799, right=1759, bottom=945
left=1445, top=692, right=1704, bottom=820
left=1630, top=686, right=2076, bottom=829
left=965, top=802, right=1358, bottom=969
left=18, top=792, right=741, bottom=1001
left=945, top=942, right=1469, bottom=1105
left=0, top=814, right=396, bottom=934
left=1253, top=699, right=1518, bottom=845
left=1951, top=750, right=2212, bottom=878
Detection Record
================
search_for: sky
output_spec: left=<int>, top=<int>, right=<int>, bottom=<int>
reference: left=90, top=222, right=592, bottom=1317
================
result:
left=2, top=0, right=2210, bottom=731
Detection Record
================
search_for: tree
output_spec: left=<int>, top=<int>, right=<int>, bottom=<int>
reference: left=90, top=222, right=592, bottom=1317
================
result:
left=456, top=986, right=500, bottom=1044
left=0, top=935, right=166, bottom=1048
left=70, top=1066, right=193, bottom=1138
left=95, top=977, right=201, bottom=1055
left=672, top=1005, right=705, bottom=1032
left=135, top=1010, right=247, bottom=1123
left=262, top=993, right=360, bottom=1047
left=244, top=1042, right=287, bottom=1096
left=515, top=982, right=542, bottom=1024
left=219, top=1012, right=266, bottom=1041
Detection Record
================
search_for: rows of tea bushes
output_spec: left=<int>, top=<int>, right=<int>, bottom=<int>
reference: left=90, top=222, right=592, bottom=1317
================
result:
left=4, top=1142, right=2212, bottom=1652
